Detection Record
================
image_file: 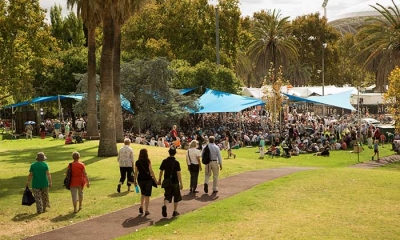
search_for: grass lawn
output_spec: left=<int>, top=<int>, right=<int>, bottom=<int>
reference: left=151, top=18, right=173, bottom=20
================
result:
left=0, top=134, right=398, bottom=239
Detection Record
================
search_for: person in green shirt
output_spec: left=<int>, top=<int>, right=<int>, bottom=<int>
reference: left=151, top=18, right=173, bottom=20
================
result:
left=26, top=152, right=52, bottom=214
left=259, top=136, right=266, bottom=159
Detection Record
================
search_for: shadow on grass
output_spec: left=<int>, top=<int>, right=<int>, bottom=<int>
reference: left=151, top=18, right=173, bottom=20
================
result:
left=108, top=191, right=130, bottom=198
left=12, top=212, right=40, bottom=222
left=51, top=212, right=78, bottom=222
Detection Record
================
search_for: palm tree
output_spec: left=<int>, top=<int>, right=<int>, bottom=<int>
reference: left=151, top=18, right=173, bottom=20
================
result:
left=286, top=61, right=312, bottom=87
left=113, top=0, right=145, bottom=143
left=354, top=0, right=400, bottom=92
left=248, top=9, right=299, bottom=82
left=67, top=0, right=101, bottom=139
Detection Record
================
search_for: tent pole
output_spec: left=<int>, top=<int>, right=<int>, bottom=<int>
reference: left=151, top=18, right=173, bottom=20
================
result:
left=58, top=95, right=61, bottom=121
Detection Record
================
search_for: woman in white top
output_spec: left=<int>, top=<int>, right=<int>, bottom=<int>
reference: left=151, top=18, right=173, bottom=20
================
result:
left=186, top=140, right=202, bottom=193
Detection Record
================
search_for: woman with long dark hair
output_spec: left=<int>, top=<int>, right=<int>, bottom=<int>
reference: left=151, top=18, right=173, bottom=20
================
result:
left=134, top=149, right=157, bottom=216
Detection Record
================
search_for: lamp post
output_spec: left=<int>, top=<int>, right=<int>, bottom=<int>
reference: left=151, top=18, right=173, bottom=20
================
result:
left=209, top=0, right=220, bottom=65
left=322, top=43, right=327, bottom=116
left=322, top=0, right=329, bottom=19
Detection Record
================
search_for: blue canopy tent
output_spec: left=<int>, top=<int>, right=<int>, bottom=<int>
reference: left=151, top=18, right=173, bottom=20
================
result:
left=193, top=88, right=265, bottom=113
left=2, top=93, right=134, bottom=113
left=283, top=90, right=356, bottom=111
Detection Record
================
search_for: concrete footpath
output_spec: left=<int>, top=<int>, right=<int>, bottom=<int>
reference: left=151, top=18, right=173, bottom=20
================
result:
left=25, top=167, right=314, bottom=240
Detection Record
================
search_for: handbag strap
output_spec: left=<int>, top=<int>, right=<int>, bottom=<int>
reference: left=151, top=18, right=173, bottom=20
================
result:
left=187, top=151, right=192, bottom=164
left=138, top=159, right=151, bottom=177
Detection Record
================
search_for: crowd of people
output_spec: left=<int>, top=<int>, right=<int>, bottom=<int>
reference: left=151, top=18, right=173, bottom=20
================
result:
left=23, top=107, right=400, bottom=217
left=129, top=110, right=398, bottom=161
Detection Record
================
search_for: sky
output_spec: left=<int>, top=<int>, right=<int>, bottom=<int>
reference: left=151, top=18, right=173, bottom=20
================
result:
left=39, top=0, right=394, bottom=22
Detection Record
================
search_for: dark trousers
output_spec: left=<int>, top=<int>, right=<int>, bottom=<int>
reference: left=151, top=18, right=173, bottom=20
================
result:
left=189, top=164, right=200, bottom=190
left=119, top=167, right=134, bottom=186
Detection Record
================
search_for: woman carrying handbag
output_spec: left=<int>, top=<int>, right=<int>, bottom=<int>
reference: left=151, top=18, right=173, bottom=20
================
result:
left=25, top=152, right=52, bottom=214
left=186, top=140, right=202, bottom=193
left=134, top=149, right=158, bottom=216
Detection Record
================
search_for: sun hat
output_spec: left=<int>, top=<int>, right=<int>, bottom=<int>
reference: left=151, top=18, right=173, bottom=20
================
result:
left=36, top=152, right=47, bottom=161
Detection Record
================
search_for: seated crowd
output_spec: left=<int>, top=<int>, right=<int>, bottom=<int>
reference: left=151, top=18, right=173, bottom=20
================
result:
left=123, top=110, right=400, bottom=159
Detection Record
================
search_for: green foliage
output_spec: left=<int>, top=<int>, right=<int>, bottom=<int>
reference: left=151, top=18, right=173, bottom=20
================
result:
left=247, top=9, right=299, bottom=83
left=50, top=5, right=86, bottom=50
left=354, top=0, right=400, bottom=91
left=120, top=58, right=198, bottom=132
left=121, top=0, right=240, bottom=68
left=171, top=60, right=242, bottom=92
left=290, top=12, right=340, bottom=86
left=385, top=67, right=400, bottom=133
left=0, top=0, right=58, bottom=102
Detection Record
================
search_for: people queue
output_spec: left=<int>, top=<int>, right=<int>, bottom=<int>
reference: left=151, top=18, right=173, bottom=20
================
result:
left=25, top=127, right=226, bottom=218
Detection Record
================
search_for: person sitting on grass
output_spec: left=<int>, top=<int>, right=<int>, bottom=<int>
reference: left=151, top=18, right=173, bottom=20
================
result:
left=267, top=144, right=277, bottom=157
left=289, top=143, right=300, bottom=156
left=65, top=132, right=74, bottom=145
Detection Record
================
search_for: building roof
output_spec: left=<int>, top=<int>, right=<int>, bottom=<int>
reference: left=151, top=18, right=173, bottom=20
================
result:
left=329, top=0, right=395, bottom=34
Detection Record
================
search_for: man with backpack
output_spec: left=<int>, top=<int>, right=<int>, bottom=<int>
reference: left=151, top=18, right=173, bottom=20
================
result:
left=202, top=136, right=222, bottom=194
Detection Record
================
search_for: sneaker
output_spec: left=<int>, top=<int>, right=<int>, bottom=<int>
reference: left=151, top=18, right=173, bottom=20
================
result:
left=204, top=183, right=208, bottom=193
left=212, top=190, right=218, bottom=194
left=162, top=205, right=167, bottom=217
left=172, top=211, right=180, bottom=217
left=145, top=211, right=150, bottom=216
left=139, top=206, right=143, bottom=215
left=117, top=184, right=121, bottom=193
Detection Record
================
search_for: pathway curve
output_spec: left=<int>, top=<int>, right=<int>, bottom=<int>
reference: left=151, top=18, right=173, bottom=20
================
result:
left=25, top=167, right=314, bottom=240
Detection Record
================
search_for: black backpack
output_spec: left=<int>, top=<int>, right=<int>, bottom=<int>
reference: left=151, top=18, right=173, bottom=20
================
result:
left=201, top=145, right=211, bottom=164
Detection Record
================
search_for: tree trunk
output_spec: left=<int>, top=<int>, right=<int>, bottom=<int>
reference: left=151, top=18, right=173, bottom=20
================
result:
left=98, top=9, right=117, bottom=157
left=86, top=26, right=99, bottom=139
left=113, top=24, right=124, bottom=143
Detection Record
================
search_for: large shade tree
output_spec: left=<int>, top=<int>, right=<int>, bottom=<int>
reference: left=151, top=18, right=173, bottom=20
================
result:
left=354, top=0, right=400, bottom=92
left=247, top=10, right=299, bottom=83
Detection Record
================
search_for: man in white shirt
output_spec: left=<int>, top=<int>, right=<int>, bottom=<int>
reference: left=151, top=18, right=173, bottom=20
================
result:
left=203, top=136, right=222, bottom=194
left=117, top=138, right=134, bottom=193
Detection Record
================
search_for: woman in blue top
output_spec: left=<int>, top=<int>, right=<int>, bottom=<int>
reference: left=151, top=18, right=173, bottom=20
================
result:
left=26, top=152, right=52, bottom=214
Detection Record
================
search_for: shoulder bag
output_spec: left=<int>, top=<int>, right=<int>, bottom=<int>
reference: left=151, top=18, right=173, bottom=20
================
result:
left=138, top=160, right=158, bottom=188
left=63, top=163, right=72, bottom=190
left=161, top=159, right=175, bottom=188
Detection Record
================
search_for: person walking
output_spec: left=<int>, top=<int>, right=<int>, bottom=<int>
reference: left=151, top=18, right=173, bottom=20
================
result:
left=203, top=136, right=222, bottom=194
left=40, top=122, right=46, bottom=139
left=194, top=126, right=203, bottom=150
left=66, top=152, right=90, bottom=213
left=158, top=147, right=183, bottom=217
left=259, top=136, right=265, bottom=159
left=372, top=139, right=380, bottom=162
left=226, top=131, right=236, bottom=159
left=117, top=138, right=134, bottom=193
left=134, top=149, right=157, bottom=216
left=26, top=152, right=52, bottom=214
left=186, top=140, right=202, bottom=193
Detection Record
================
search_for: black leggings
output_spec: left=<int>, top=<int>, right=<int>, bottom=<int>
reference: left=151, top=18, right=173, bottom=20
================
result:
left=189, top=164, right=200, bottom=190
left=119, top=167, right=134, bottom=186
